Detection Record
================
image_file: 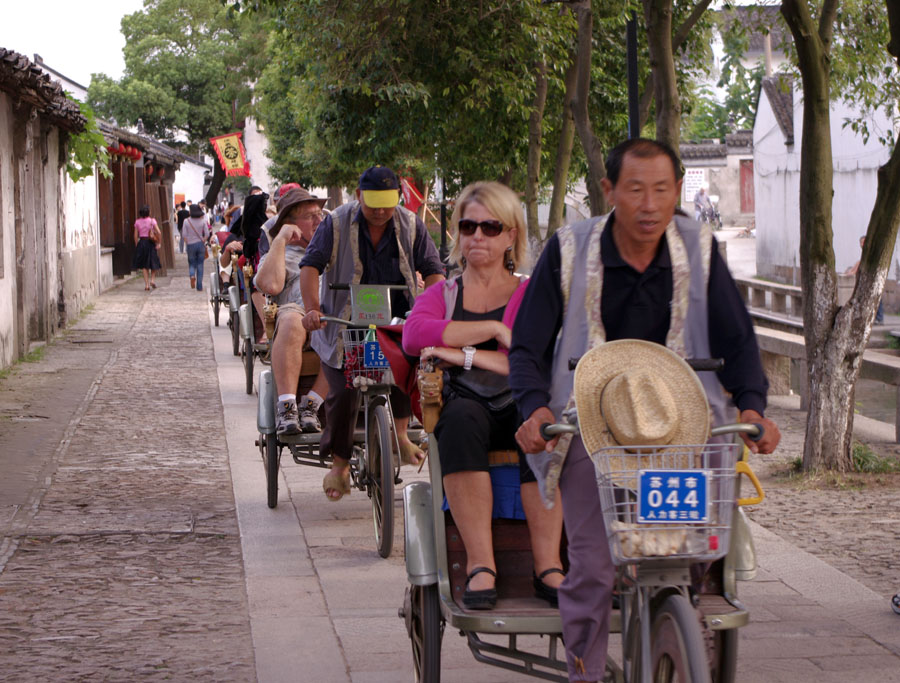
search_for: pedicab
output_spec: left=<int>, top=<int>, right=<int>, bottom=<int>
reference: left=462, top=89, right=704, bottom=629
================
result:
left=208, top=242, right=230, bottom=327
left=238, top=262, right=272, bottom=395
left=225, top=252, right=244, bottom=357
left=256, top=283, right=424, bottom=558
left=399, top=349, right=766, bottom=683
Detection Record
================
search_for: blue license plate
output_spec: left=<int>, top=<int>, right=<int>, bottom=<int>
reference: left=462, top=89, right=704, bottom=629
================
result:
left=637, top=470, right=709, bottom=523
left=364, top=340, right=390, bottom=368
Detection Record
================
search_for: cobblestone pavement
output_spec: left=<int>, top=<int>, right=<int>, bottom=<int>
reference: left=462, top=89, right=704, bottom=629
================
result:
left=0, top=265, right=255, bottom=681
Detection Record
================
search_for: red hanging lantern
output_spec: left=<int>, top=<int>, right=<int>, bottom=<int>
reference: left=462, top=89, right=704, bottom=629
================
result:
left=106, top=144, right=116, bottom=155
left=145, top=164, right=154, bottom=177
left=157, top=167, right=165, bottom=178
left=118, top=143, right=126, bottom=155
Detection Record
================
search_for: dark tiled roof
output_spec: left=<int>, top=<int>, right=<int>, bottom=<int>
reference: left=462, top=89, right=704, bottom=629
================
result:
left=681, top=141, right=726, bottom=160
left=0, top=48, right=85, bottom=132
left=725, top=129, right=753, bottom=150
left=97, top=120, right=211, bottom=169
left=762, top=75, right=794, bottom=145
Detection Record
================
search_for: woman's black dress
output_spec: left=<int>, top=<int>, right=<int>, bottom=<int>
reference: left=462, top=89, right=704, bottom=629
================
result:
left=133, top=237, right=161, bottom=270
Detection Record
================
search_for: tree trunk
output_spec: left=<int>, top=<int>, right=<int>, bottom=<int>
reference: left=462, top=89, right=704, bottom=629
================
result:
left=327, top=186, right=344, bottom=209
left=570, top=0, right=608, bottom=216
left=637, top=0, right=712, bottom=134
left=205, top=153, right=226, bottom=208
left=526, top=61, right=549, bottom=243
left=779, top=0, right=900, bottom=473
left=548, top=58, right=578, bottom=237
left=645, top=0, right=681, bottom=151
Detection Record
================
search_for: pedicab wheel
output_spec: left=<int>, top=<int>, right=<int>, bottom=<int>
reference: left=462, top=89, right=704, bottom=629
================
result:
left=368, top=401, right=394, bottom=558
left=243, top=339, right=254, bottom=395
left=408, top=584, right=443, bottom=683
left=650, top=594, right=712, bottom=683
left=231, top=311, right=240, bottom=356
left=213, top=297, right=220, bottom=326
left=710, top=628, right=738, bottom=683
left=263, top=431, right=279, bottom=508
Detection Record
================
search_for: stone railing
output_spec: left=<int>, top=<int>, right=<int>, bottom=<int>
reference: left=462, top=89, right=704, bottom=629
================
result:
left=734, top=277, right=803, bottom=317
left=754, top=326, right=900, bottom=442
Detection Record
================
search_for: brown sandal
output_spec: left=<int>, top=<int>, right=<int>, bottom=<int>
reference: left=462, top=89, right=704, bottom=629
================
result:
left=322, top=470, right=351, bottom=501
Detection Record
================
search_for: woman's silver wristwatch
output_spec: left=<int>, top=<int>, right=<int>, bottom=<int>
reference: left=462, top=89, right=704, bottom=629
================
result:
left=462, top=346, right=476, bottom=371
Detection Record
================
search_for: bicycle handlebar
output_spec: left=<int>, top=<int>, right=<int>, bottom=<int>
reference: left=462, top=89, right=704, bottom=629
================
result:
left=328, top=283, right=410, bottom=291
left=710, top=423, right=764, bottom=442
left=539, top=422, right=764, bottom=443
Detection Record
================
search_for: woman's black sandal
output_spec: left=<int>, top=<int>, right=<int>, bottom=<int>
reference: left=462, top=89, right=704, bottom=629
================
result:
left=533, top=567, right=565, bottom=607
left=463, top=567, right=498, bottom=610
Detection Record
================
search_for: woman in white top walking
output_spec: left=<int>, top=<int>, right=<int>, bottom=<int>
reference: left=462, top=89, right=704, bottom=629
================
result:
left=182, top=204, right=212, bottom=290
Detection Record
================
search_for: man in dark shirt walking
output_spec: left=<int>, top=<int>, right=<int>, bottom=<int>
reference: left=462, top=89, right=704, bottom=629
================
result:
left=510, top=138, right=780, bottom=682
left=176, top=201, right=190, bottom=254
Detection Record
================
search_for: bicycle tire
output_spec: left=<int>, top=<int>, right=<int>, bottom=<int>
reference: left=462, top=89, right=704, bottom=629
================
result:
left=368, top=401, right=394, bottom=558
left=213, top=297, right=220, bottom=326
left=651, top=594, right=712, bottom=683
left=711, top=627, right=738, bottom=683
left=409, top=583, right=442, bottom=683
left=231, top=310, right=240, bottom=356
left=264, top=431, right=279, bottom=509
left=243, top=339, right=254, bottom=395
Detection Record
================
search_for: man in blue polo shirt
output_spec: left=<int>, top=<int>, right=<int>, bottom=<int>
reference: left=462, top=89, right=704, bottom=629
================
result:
left=299, top=165, right=445, bottom=501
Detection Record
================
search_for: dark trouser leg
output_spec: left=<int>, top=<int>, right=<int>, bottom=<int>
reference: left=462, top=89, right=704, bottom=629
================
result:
left=319, top=363, right=359, bottom=463
left=558, top=436, right=615, bottom=682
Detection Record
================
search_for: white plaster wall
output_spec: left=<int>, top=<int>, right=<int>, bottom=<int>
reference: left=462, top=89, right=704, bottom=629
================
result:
left=59, top=167, right=100, bottom=319
left=0, top=93, right=16, bottom=368
left=244, top=118, right=274, bottom=194
left=173, top=159, right=209, bottom=205
left=63, top=170, right=97, bottom=251
left=754, top=85, right=894, bottom=283
left=43, top=129, right=62, bottom=335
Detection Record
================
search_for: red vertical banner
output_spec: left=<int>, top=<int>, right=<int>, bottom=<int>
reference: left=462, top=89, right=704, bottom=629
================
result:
left=210, top=132, right=250, bottom=177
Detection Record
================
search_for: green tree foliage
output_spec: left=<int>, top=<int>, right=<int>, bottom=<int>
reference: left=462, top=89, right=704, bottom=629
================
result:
left=64, top=97, right=112, bottom=183
left=253, top=0, right=577, bottom=195
left=87, top=0, right=268, bottom=199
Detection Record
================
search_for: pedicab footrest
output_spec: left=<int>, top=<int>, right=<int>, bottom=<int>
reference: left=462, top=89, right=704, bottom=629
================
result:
left=591, top=443, right=742, bottom=565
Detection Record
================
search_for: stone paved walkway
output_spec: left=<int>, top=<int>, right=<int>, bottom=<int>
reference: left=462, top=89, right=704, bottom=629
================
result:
left=0, top=265, right=255, bottom=681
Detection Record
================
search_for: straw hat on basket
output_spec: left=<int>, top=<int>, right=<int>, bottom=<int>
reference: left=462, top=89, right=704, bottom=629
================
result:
left=573, top=340, right=710, bottom=467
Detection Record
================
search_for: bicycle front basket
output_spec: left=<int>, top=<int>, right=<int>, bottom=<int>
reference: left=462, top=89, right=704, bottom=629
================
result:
left=341, top=328, right=394, bottom=387
left=590, top=443, right=742, bottom=565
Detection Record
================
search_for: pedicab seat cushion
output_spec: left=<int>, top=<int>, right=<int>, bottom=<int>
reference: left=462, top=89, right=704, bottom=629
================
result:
left=441, top=460, right=525, bottom=521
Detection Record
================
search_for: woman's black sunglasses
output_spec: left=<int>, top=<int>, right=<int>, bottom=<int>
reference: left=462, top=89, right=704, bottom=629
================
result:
left=458, top=219, right=504, bottom=237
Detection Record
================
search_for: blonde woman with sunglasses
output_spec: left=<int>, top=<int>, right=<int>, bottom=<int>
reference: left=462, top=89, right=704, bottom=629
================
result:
left=402, top=181, right=565, bottom=610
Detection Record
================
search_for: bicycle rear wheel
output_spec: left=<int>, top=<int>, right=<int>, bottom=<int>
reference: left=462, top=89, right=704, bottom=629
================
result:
left=367, top=401, right=394, bottom=558
left=243, top=339, right=254, bottom=395
left=231, top=310, right=240, bottom=356
left=264, top=431, right=279, bottom=509
left=410, top=583, right=442, bottom=682
left=651, top=594, right=711, bottom=683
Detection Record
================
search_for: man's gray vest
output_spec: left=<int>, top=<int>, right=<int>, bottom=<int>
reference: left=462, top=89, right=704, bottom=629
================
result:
left=528, top=213, right=733, bottom=505
left=311, top=201, right=419, bottom=368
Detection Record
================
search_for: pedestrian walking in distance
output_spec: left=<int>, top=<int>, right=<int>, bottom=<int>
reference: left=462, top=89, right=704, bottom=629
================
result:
left=132, top=204, right=161, bottom=291
left=183, top=203, right=212, bottom=290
